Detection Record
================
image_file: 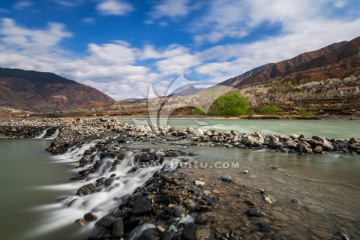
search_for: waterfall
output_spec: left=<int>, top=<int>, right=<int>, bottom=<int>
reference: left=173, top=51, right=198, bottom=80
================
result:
left=47, top=129, right=59, bottom=140
left=35, top=129, right=48, bottom=139
left=28, top=141, right=179, bottom=239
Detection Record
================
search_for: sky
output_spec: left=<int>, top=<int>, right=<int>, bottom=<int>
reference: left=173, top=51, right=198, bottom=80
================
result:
left=0, top=0, right=359, bottom=100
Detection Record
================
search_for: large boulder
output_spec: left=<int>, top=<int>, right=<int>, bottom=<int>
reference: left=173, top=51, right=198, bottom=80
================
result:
left=132, top=197, right=152, bottom=216
left=312, top=136, right=334, bottom=151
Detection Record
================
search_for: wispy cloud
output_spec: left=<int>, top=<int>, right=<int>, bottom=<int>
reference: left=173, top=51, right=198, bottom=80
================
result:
left=149, top=0, right=191, bottom=20
left=82, top=17, right=95, bottom=24
left=96, top=0, right=134, bottom=16
left=52, top=0, right=84, bottom=8
left=13, top=0, right=34, bottom=10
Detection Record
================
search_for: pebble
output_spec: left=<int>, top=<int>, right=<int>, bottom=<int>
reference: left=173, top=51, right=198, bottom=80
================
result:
left=306, top=205, right=325, bottom=214
left=221, top=173, right=232, bottom=182
left=246, top=208, right=266, bottom=217
left=271, top=210, right=289, bottom=221
left=195, top=180, right=205, bottom=187
left=311, top=229, right=333, bottom=239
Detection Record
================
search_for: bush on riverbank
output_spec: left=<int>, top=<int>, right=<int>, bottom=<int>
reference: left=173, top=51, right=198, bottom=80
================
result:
left=260, top=105, right=281, bottom=115
left=299, top=108, right=314, bottom=117
left=207, top=91, right=250, bottom=116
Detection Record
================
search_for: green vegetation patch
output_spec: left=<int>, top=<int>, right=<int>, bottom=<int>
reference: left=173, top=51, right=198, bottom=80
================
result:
left=260, top=105, right=281, bottom=115
left=298, top=108, right=314, bottom=117
left=207, top=91, right=250, bottom=116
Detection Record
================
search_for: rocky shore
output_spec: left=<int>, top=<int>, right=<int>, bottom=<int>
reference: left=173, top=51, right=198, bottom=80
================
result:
left=0, top=117, right=359, bottom=239
left=1, top=117, right=359, bottom=155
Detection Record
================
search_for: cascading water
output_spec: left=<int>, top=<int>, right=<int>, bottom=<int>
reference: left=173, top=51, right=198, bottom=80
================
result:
left=35, top=129, right=48, bottom=139
left=28, top=140, right=180, bottom=239
left=47, top=129, right=59, bottom=140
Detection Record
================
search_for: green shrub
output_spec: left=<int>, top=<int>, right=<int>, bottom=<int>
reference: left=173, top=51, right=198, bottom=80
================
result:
left=299, top=108, right=314, bottom=117
left=208, top=91, right=250, bottom=116
left=260, top=105, right=281, bottom=115
left=194, top=108, right=206, bottom=115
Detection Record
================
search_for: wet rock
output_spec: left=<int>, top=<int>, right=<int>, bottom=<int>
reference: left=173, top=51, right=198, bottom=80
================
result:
left=182, top=223, right=213, bottom=240
left=221, top=173, right=232, bottom=182
left=296, top=142, right=311, bottom=153
left=76, top=183, right=96, bottom=196
left=84, top=212, right=97, bottom=222
left=313, top=145, right=323, bottom=153
left=226, top=231, right=243, bottom=240
left=132, top=197, right=152, bottom=215
left=138, top=228, right=159, bottom=240
left=306, top=205, right=325, bottom=214
left=269, top=141, right=283, bottom=149
left=112, top=218, right=124, bottom=238
left=183, top=199, right=196, bottom=210
left=104, top=177, right=115, bottom=186
left=349, top=142, right=360, bottom=150
left=271, top=210, right=289, bottom=221
left=246, top=208, right=265, bottom=217
left=311, top=229, right=333, bottom=239
left=312, top=136, right=334, bottom=151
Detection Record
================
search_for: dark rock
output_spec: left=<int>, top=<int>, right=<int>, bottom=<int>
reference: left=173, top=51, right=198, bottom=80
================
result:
left=76, top=183, right=96, bottom=196
left=246, top=208, right=265, bottom=217
left=220, top=173, right=232, bottom=182
left=296, top=143, right=311, bottom=153
left=138, top=228, right=159, bottom=240
left=132, top=197, right=152, bottom=215
left=84, top=212, right=97, bottom=222
left=269, top=141, right=282, bottom=149
left=111, top=218, right=124, bottom=238
left=117, top=152, right=125, bottom=160
left=226, top=231, right=243, bottom=240
left=105, top=178, right=115, bottom=186
left=95, top=215, right=116, bottom=228
left=84, top=149, right=92, bottom=155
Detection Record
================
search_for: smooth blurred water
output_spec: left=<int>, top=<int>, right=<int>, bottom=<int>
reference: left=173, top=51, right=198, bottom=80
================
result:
left=0, top=139, right=90, bottom=240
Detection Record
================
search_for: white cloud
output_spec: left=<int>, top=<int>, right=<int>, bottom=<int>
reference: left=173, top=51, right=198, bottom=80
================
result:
left=0, top=18, right=156, bottom=100
left=192, top=0, right=345, bottom=43
left=149, top=0, right=191, bottom=19
left=0, top=18, right=72, bottom=53
left=96, top=0, right=134, bottom=16
left=195, top=17, right=360, bottom=81
left=13, top=0, right=34, bottom=10
left=52, top=0, right=84, bottom=8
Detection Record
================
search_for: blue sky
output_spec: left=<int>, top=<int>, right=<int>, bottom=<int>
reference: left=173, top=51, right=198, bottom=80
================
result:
left=0, top=0, right=359, bottom=99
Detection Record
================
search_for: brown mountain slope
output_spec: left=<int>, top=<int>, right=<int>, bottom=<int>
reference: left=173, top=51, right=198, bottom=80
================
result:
left=0, top=68, right=114, bottom=111
left=219, top=36, right=360, bottom=88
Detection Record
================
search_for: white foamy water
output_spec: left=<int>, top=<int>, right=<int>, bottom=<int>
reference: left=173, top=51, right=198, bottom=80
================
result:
left=27, top=141, right=180, bottom=239
left=34, top=129, right=48, bottom=139
left=47, top=129, right=59, bottom=140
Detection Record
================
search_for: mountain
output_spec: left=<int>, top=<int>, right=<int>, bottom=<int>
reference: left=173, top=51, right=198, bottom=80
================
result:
left=0, top=68, right=114, bottom=111
left=219, top=36, right=360, bottom=88
left=168, top=84, right=203, bottom=97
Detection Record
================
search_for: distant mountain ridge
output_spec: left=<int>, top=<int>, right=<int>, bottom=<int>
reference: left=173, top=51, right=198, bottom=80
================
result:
left=219, top=36, right=360, bottom=88
left=0, top=68, right=114, bottom=111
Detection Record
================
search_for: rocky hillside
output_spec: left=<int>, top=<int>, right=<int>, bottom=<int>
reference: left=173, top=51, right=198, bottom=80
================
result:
left=0, top=68, right=114, bottom=111
left=219, top=36, right=360, bottom=88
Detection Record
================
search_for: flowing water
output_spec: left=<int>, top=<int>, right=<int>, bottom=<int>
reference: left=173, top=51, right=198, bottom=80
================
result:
left=0, top=120, right=359, bottom=239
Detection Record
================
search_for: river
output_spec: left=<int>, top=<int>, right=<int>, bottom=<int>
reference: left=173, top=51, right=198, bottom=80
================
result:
left=0, top=120, right=359, bottom=239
